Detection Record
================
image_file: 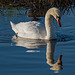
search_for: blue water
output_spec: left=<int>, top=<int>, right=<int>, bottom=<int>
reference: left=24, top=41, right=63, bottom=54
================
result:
left=0, top=7, right=75, bottom=75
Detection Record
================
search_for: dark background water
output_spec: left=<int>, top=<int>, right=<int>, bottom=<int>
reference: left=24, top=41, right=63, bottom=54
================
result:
left=0, top=1, right=75, bottom=75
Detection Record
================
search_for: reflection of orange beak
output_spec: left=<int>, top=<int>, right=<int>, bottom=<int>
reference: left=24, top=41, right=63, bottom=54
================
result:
left=58, top=55, right=62, bottom=64
left=57, top=18, right=61, bottom=27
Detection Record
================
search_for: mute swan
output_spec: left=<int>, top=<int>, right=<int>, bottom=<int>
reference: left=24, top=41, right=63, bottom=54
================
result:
left=10, top=7, right=61, bottom=40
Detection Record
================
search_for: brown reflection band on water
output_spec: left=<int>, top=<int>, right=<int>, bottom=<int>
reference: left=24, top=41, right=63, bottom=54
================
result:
left=0, top=0, right=74, bottom=19
left=27, top=0, right=75, bottom=20
left=0, top=0, right=74, bottom=7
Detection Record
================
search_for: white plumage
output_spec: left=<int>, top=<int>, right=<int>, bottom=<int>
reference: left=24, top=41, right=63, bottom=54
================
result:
left=10, top=21, right=46, bottom=39
left=10, top=7, right=61, bottom=40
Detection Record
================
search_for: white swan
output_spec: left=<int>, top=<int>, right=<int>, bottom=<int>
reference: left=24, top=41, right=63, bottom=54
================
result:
left=10, top=7, right=61, bottom=40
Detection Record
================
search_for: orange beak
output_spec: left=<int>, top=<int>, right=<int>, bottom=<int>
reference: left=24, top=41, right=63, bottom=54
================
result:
left=57, top=18, right=61, bottom=27
left=58, top=55, right=62, bottom=64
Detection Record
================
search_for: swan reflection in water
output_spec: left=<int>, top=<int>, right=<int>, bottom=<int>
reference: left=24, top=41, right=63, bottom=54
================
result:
left=46, top=41, right=63, bottom=73
left=12, top=35, right=63, bottom=73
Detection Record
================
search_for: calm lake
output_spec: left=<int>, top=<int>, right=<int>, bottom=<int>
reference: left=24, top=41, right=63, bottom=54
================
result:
left=0, top=6, right=75, bottom=75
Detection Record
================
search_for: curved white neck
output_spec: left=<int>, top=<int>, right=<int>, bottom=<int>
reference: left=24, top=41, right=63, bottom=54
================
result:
left=45, top=11, right=56, bottom=40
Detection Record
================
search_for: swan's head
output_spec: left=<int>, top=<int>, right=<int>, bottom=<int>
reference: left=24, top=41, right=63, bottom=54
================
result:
left=48, top=7, right=61, bottom=27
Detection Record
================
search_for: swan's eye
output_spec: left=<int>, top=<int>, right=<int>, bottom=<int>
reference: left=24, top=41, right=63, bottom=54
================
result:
left=56, top=16, right=61, bottom=19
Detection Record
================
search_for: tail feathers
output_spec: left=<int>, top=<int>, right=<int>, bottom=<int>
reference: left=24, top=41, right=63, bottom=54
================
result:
left=10, top=21, right=14, bottom=25
left=10, top=21, right=17, bottom=33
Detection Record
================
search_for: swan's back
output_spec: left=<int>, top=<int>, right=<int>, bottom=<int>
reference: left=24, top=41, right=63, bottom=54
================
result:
left=10, top=21, right=46, bottom=39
